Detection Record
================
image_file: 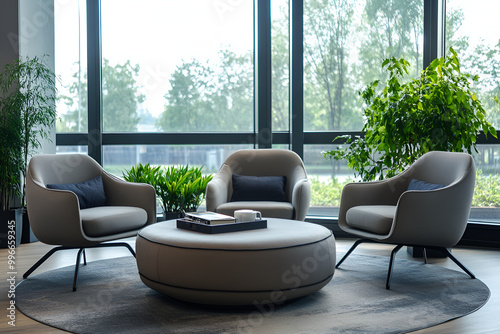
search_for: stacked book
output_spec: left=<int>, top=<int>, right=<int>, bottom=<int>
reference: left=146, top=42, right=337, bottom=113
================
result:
left=177, top=211, right=267, bottom=234
left=184, top=211, right=235, bottom=225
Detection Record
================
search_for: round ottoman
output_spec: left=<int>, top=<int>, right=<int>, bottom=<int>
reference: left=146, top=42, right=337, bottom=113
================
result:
left=135, top=218, right=336, bottom=305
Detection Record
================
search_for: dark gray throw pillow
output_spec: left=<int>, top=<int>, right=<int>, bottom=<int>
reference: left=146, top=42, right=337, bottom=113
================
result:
left=231, top=174, right=287, bottom=202
left=407, top=178, right=446, bottom=191
left=47, top=176, right=107, bottom=209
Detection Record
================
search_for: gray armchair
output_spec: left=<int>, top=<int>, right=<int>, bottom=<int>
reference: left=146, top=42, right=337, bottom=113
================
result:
left=335, top=151, right=476, bottom=289
left=206, top=149, right=311, bottom=221
left=24, top=154, right=156, bottom=290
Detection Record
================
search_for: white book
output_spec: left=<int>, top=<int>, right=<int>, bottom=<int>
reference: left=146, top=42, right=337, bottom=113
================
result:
left=184, top=211, right=235, bottom=225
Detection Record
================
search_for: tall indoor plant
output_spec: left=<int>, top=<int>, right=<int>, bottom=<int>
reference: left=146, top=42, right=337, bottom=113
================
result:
left=0, top=56, right=57, bottom=246
left=123, top=163, right=213, bottom=220
left=324, top=48, right=498, bottom=181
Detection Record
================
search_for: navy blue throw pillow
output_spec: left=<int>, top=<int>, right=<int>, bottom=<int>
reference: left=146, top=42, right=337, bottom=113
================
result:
left=407, top=178, right=446, bottom=191
left=230, top=174, right=287, bottom=202
left=47, top=176, right=107, bottom=209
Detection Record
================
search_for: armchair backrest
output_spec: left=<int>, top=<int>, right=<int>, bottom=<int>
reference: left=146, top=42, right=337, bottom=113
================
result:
left=221, top=149, right=308, bottom=201
left=29, top=154, right=103, bottom=186
left=405, top=151, right=474, bottom=187
left=26, top=154, right=104, bottom=245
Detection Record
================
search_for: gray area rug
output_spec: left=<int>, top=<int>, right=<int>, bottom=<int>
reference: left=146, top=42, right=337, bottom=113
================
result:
left=16, top=254, right=489, bottom=334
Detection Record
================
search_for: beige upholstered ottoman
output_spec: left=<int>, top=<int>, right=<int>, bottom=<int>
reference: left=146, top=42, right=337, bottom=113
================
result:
left=136, top=218, right=336, bottom=305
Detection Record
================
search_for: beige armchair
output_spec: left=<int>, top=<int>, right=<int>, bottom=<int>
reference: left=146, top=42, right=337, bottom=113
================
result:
left=206, top=149, right=311, bottom=221
left=335, top=151, right=476, bottom=289
left=24, top=154, right=156, bottom=290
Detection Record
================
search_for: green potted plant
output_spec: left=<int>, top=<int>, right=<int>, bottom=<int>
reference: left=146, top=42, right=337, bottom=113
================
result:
left=0, top=55, right=57, bottom=247
left=324, top=47, right=498, bottom=181
left=0, top=83, right=23, bottom=248
left=123, top=163, right=213, bottom=220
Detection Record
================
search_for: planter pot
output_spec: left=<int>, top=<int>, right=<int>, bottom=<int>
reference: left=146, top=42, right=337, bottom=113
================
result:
left=18, top=208, right=38, bottom=244
left=0, top=210, right=22, bottom=248
left=407, top=246, right=448, bottom=258
left=163, top=212, right=184, bottom=221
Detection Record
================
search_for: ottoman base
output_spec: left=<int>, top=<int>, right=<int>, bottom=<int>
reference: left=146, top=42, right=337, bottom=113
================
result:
left=139, top=273, right=334, bottom=306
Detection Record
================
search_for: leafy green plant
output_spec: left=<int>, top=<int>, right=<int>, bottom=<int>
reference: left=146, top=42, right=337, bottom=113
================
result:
left=324, top=48, right=498, bottom=181
left=0, top=56, right=57, bottom=207
left=123, top=163, right=213, bottom=214
left=122, top=163, right=162, bottom=186
left=0, top=89, right=23, bottom=211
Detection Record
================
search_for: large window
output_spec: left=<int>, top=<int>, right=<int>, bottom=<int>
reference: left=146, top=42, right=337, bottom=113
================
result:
left=54, top=0, right=500, bottom=228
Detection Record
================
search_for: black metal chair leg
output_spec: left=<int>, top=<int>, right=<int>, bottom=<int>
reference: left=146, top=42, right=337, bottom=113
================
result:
left=423, top=247, right=428, bottom=264
left=122, top=243, right=136, bottom=258
left=24, top=242, right=136, bottom=291
left=23, top=246, right=65, bottom=279
left=82, top=248, right=87, bottom=265
left=336, top=239, right=369, bottom=268
left=442, top=248, right=476, bottom=279
left=73, top=248, right=85, bottom=291
left=386, top=244, right=403, bottom=290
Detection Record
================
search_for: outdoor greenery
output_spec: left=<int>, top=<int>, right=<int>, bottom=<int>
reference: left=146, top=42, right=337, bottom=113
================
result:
left=123, top=163, right=213, bottom=214
left=309, top=170, right=500, bottom=208
left=324, top=48, right=498, bottom=181
left=0, top=56, right=57, bottom=208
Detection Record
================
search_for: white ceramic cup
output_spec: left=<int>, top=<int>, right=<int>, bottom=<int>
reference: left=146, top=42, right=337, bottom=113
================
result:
left=234, top=209, right=262, bottom=222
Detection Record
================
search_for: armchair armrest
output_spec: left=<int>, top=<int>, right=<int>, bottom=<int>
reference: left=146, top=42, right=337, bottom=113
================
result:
left=388, top=173, right=474, bottom=247
left=292, top=179, right=311, bottom=221
left=338, top=174, right=408, bottom=225
left=102, top=172, right=157, bottom=225
left=26, top=172, right=88, bottom=246
left=206, top=164, right=232, bottom=212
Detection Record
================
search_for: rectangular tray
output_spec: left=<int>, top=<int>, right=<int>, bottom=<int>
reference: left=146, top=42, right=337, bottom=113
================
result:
left=176, top=219, right=267, bottom=234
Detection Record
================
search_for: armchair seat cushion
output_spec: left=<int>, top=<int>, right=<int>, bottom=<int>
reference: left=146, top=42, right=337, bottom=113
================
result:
left=216, top=201, right=294, bottom=220
left=346, top=205, right=396, bottom=235
left=81, top=206, right=148, bottom=237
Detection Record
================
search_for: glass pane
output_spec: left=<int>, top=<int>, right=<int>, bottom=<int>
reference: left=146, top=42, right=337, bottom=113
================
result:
left=55, top=0, right=87, bottom=133
left=56, top=145, right=88, bottom=155
left=446, top=1, right=500, bottom=224
left=304, top=144, right=356, bottom=216
left=102, top=144, right=252, bottom=177
left=470, top=145, right=500, bottom=223
left=272, top=0, right=290, bottom=132
left=100, top=0, right=254, bottom=133
left=304, top=0, right=423, bottom=131
left=446, top=0, right=500, bottom=129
